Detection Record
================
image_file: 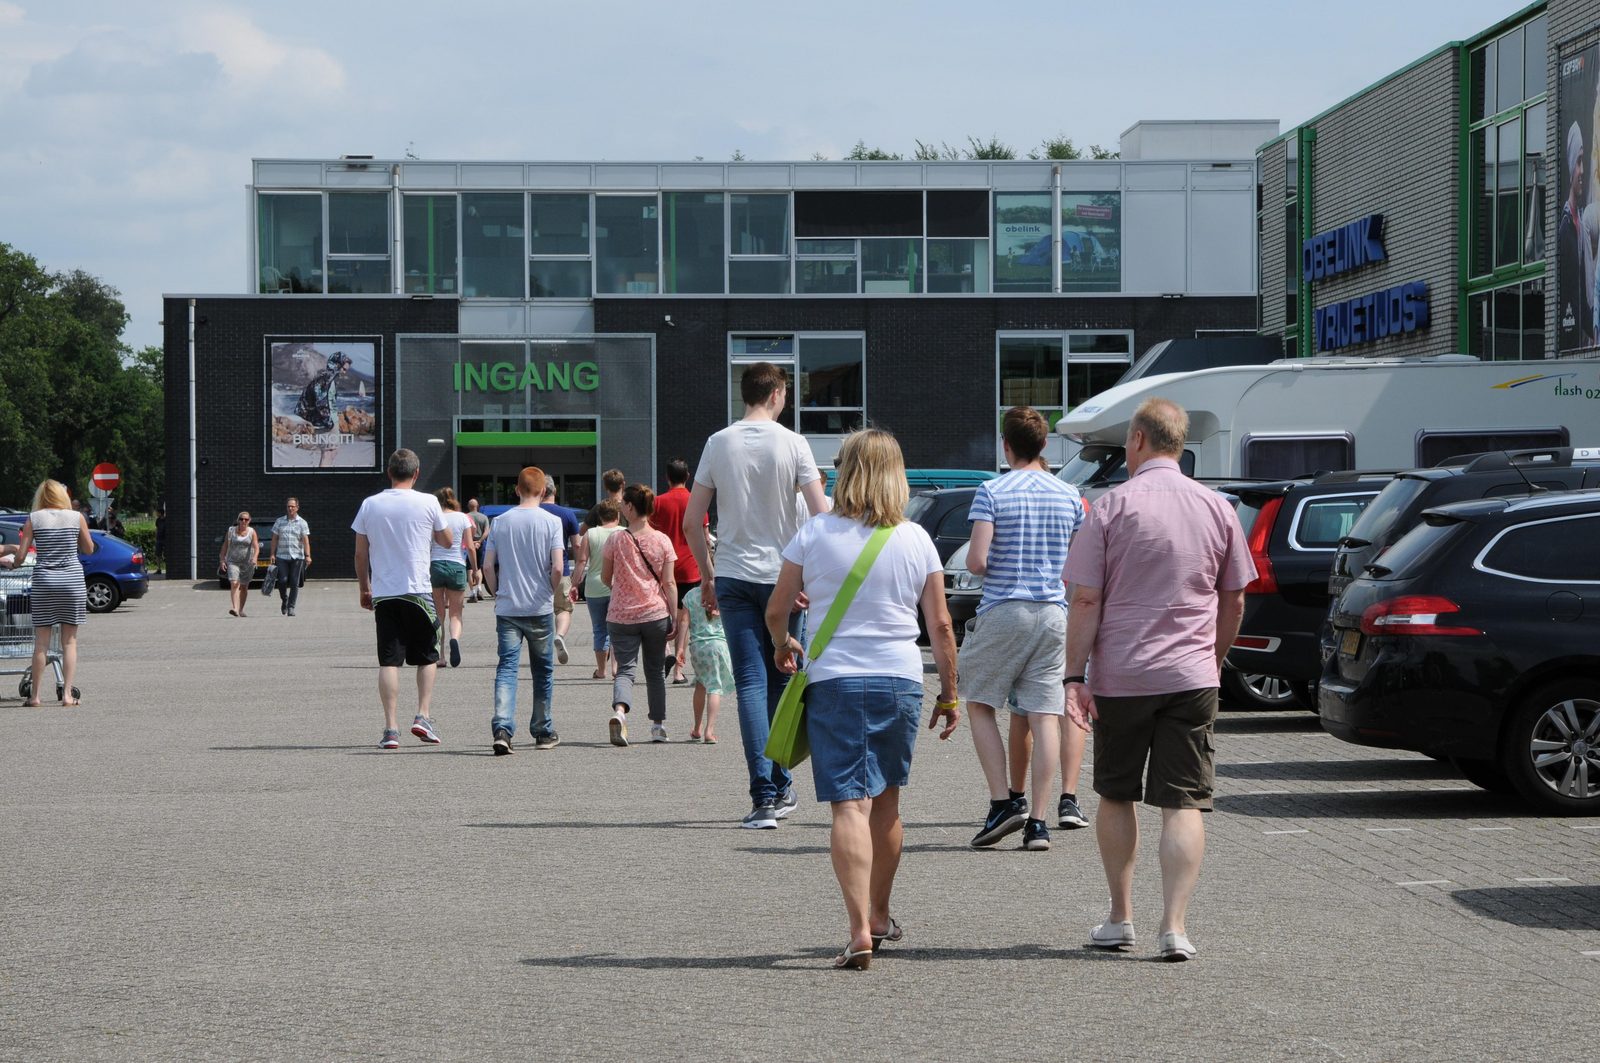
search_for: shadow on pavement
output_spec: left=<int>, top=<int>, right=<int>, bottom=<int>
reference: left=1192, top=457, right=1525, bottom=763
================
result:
left=732, top=843, right=968, bottom=857
left=520, top=942, right=1127, bottom=971
left=1214, top=713, right=1323, bottom=735
left=1450, top=885, right=1600, bottom=929
left=467, top=819, right=825, bottom=831
left=1214, top=789, right=1536, bottom=820
left=1217, top=758, right=1457, bottom=782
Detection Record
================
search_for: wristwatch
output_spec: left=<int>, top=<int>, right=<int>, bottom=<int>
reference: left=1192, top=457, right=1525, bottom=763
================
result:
left=1063, top=675, right=1088, bottom=685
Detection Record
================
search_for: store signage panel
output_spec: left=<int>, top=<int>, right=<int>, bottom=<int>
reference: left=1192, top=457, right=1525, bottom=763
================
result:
left=1314, top=281, right=1430, bottom=351
left=453, top=361, right=601, bottom=393
left=1303, top=214, right=1386, bottom=283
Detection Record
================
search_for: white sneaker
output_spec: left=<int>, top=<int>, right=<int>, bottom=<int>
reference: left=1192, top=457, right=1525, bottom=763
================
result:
left=608, top=712, right=628, bottom=747
left=554, top=634, right=569, bottom=664
left=650, top=723, right=668, bottom=743
left=1088, top=920, right=1136, bottom=950
left=1158, top=931, right=1195, bottom=962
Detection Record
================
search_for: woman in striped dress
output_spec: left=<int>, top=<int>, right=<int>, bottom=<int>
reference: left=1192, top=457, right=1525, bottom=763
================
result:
left=16, top=480, right=93, bottom=706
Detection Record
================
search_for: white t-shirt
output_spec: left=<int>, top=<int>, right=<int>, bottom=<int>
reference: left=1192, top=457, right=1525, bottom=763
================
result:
left=430, top=510, right=473, bottom=564
left=780, top=514, right=943, bottom=685
left=696, top=419, right=821, bottom=584
left=351, top=488, right=447, bottom=598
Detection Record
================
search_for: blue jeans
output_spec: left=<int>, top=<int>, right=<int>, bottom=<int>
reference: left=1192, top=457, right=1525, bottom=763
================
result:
left=586, top=595, right=611, bottom=653
left=717, top=577, right=799, bottom=806
left=493, top=614, right=555, bottom=739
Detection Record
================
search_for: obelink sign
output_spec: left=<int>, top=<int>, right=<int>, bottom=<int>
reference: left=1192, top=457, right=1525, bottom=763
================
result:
left=1303, top=213, right=1431, bottom=352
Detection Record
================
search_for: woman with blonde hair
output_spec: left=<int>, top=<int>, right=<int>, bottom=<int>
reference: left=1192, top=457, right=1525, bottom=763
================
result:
left=766, top=429, right=960, bottom=970
left=218, top=510, right=259, bottom=616
left=429, top=486, right=478, bottom=668
left=16, top=480, right=94, bottom=706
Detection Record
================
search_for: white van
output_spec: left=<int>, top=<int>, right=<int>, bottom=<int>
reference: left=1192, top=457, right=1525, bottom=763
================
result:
left=1053, top=354, right=1600, bottom=489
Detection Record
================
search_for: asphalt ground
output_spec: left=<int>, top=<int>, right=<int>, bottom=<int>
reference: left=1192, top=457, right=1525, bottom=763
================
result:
left=1, top=579, right=1592, bottom=1061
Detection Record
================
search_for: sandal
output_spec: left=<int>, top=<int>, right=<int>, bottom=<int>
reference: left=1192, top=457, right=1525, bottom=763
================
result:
left=833, top=944, right=872, bottom=971
left=591, top=669, right=606, bottom=680
left=703, top=735, right=717, bottom=745
left=871, top=917, right=904, bottom=952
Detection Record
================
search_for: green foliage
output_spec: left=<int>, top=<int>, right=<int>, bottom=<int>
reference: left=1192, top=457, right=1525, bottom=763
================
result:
left=913, top=140, right=961, bottom=161
left=963, top=135, right=1016, bottom=160
left=0, top=243, right=165, bottom=512
left=1028, top=135, right=1083, bottom=160
left=845, top=140, right=902, bottom=161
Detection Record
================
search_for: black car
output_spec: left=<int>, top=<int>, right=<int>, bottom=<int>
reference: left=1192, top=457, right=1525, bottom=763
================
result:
left=1320, top=489, right=1600, bottom=814
left=906, top=488, right=980, bottom=641
left=1220, top=471, right=1395, bottom=709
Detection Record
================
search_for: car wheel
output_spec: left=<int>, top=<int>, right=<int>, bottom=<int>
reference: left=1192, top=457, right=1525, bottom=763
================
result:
left=85, top=576, right=120, bottom=613
left=1221, top=669, right=1303, bottom=711
left=1502, top=680, right=1600, bottom=815
left=1452, top=756, right=1515, bottom=793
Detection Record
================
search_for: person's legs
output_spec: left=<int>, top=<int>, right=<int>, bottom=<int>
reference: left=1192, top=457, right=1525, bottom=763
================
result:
left=58, top=624, right=78, bottom=704
left=1097, top=798, right=1139, bottom=923
left=230, top=579, right=243, bottom=615
left=415, top=663, right=437, bottom=719
left=704, top=692, right=720, bottom=741
left=1008, top=712, right=1031, bottom=795
left=717, top=577, right=785, bottom=807
left=25, top=627, right=49, bottom=704
left=1027, top=712, right=1062, bottom=819
left=587, top=597, right=610, bottom=678
left=1060, top=714, right=1087, bottom=797
left=610, top=622, right=641, bottom=712
left=238, top=577, right=249, bottom=615
left=640, top=618, right=669, bottom=723
left=491, top=616, right=524, bottom=737
left=867, top=787, right=903, bottom=937
left=671, top=607, right=689, bottom=681
left=284, top=558, right=303, bottom=611
left=691, top=683, right=706, bottom=739
left=966, top=703, right=1010, bottom=800
left=446, top=589, right=466, bottom=644
left=526, top=613, right=555, bottom=739
left=377, top=665, right=401, bottom=731
left=431, top=587, right=449, bottom=653
left=829, top=798, right=875, bottom=955
left=1159, top=808, right=1206, bottom=937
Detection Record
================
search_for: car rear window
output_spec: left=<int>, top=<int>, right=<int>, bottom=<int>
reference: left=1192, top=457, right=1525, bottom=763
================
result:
left=1479, top=514, right=1600, bottom=582
left=1347, top=477, right=1429, bottom=546
left=1363, top=520, right=1465, bottom=580
left=904, top=495, right=934, bottom=524
left=935, top=505, right=972, bottom=538
left=1292, top=495, right=1373, bottom=548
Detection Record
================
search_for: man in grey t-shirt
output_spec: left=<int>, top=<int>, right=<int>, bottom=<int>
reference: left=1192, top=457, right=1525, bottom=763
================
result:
left=483, top=466, right=566, bottom=755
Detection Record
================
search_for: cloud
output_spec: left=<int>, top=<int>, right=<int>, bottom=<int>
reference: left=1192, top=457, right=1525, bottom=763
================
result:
left=175, top=8, right=345, bottom=97
left=25, top=34, right=223, bottom=97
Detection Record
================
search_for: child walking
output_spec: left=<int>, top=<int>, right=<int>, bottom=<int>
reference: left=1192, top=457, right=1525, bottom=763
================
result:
left=682, top=584, right=732, bottom=744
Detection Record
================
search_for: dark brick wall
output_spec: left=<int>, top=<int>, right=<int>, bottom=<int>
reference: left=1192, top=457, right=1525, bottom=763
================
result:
left=594, top=296, right=1256, bottom=471
left=162, top=296, right=460, bottom=580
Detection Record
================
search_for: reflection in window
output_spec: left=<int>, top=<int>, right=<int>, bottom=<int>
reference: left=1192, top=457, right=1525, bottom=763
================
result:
left=797, top=258, right=856, bottom=294
left=595, top=196, right=659, bottom=294
left=730, top=193, right=789, bottom=255
left=529, top=194, right=590, bottom=255
left=1484, top=515, right=1600, bottom=582
left=529, top=260, right=592, bottom=298
left=999, top=337, right=1062, bottom=410
left=403, top=194, right=458, bottom=294
left=1067, top=362, right=1125, bottom=409
left=927, top=239, right=988, bottom=293
left=860, top=238, right=921, bottom=293
left=1242, top=436, right=1352, bottom=479
left=1061, top=193, right=1121, bottom=292
left=1476, top=278, right=1547, bottom=359
left=927, top=190, right=990, bottom=237
left=729, top=259, right=790, bottom=293
left=329, top=193, right=388, bottom=255
left=462, top=193, right=525, bottom=298
left=258, top=194, right=322, bottom=293
left=326, top=258, right=390, bottom=294
left=728, top=359, right=796, bottom=428
left=1067, top=332, right=1133, bottom=355
left=663, top=193, right=724, bottom=294
left=798, top=336, right=865, bottom=435
left=1495, top=117, right=1521, bottom=269
left=994, top=193, right=1052, bottom=292
left=1523, top=101, right=1545, bottom=263
left=795, top=191, right=921, bottom=237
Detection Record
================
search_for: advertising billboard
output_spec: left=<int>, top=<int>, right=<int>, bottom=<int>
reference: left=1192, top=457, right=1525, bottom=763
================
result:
left=266, top=337, right=380, bottom=470
left=1061, top=193, right=1121, bottom=292
left=1557, top=42, right=1600, bottom=354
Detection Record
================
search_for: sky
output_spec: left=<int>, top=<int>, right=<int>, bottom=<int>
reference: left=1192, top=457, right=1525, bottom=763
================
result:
left=0, top=0, right=1526, bottom=352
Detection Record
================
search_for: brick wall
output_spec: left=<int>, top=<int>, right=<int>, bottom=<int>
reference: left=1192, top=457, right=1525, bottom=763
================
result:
left=1258, top=140, right=1291, bottom=340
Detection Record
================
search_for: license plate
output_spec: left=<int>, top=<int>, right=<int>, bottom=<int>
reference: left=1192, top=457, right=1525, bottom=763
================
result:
left=1340, top=629, right=1361, bottom=656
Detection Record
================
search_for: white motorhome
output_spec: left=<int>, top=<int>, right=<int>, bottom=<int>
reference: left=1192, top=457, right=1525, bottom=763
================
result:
left=1053, top=354, right=1600, bottom=489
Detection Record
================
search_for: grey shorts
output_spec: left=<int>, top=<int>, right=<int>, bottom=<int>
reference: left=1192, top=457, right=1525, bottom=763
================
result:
left=958, top=599, right=1067, bottom=715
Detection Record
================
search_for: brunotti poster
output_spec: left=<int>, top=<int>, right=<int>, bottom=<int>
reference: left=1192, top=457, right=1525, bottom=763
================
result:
left=1557, top=42, right=1600, bottom=353
left=267, top=338, right=380, bottom=470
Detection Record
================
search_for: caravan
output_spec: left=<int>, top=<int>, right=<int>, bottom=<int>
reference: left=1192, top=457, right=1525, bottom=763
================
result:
left=1053, top=355, right=1600, bottom=490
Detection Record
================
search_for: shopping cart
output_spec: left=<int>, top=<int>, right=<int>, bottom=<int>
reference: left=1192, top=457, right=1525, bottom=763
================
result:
left=0, top=568, right=74, bottom=702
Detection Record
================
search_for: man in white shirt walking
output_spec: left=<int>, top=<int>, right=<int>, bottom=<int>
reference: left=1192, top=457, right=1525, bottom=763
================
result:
left=353, top=449, right=453, bottom=750
left=268, top=497, right=311, bottom=616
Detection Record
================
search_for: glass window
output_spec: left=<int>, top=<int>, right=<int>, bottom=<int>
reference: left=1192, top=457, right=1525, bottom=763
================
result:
left=1524, top=101, right=1546, bottom=263
left=796, top=258, right=856, bottom=294
left=1241, top=436, right=1352, bottom=479
left=1068, top=332, right=1132, bottom=355
left=1284, top=199, right=1299, bottom=323
left=1471, top=127, right=1493, bottom=277
left=1471, top=45, right=1490, bottom=124
left=1493, top=282, right=1523, bottom=358
left=1061, top=193, right=1120, bottom=292
left=1417, top=428, right=1566, bottom=468
left=1483, top=515, right=1600, bottom=581
left=662, top=192, right=724, bottom=294
left=999, top=337, right=1062, bottom=409
left=257, top=194, right=322, bottom=293
left=595, top=195, right=659, bottom=294
left=732, top=336, right=793, bottom=357
left=728, top=359, right=796, bottom=428
left=1521, top=277, right=1545, bottom=358
left=994, top=193, right=1052, bottom=293
left=729, top=259, right=790, bottom=293
left=795, top=191, right=920, bottom=237
left=529, top=259, right=592, bottom=298
left=326, top=258, right=390, bottom=294
left=928, top=190, right=989, bottom=237
left=1497, top=27, right=1524, bottom=114
left=1294, top=497, right=1373, bottom=549
left=529, top=194, right=590, bottom=255
left=1495, top=117, right=1521, bottom=269
left=797, top=337, right=864, bottom=434
left=860, top=238, right=922, bottom=293
left=1066, top=362, right=1125, bottom=409
left=797, top=239, right=854, bottom=255
left=1524, top=17, right=1547, bottom=101
left=328, top=192, right=388, bottom=256
left=730, top=193, right=788, bottom=255
left=461, top=192, right=525, bottom=298
left=927, top=239, right=989, bottom=293
left=402, top=194, right=458, bottom=294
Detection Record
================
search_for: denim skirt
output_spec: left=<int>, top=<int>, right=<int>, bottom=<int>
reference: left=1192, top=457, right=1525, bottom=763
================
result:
left=805, top=676, right=922, bottom=803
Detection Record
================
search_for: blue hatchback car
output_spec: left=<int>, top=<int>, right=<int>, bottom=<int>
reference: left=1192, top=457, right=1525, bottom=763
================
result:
left=0, top=515, right=148, bottom=613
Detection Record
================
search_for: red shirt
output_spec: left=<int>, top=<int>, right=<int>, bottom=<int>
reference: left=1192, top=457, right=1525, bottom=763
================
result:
left=648, top=484, right=704, bottom=584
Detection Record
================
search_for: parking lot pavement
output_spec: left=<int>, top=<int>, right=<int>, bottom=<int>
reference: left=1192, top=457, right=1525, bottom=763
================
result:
left=0, top=579, right=1591, bottom=1060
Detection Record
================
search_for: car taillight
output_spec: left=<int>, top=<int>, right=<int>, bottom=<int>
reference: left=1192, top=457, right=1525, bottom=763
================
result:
left=1359, top=595, right=1481, bottom=637
left=131, top=552, right=144, bottom=566
left=1242, top=496, right=1282, bottom=594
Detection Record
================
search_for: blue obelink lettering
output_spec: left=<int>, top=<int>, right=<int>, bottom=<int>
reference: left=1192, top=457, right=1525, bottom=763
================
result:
left=1314, top=282, right=1430, bottom=352
left=1303, top=214, right=1387, bottom=283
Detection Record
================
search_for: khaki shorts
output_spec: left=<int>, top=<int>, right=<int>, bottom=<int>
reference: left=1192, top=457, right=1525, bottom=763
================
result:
left=553, top=575, right=573, bottom=613
left=1092, top=687, right=1218, bottom=810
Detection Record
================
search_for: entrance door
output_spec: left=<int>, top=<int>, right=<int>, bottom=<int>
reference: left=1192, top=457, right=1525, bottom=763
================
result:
left=455, top=424, right=599, bottom=511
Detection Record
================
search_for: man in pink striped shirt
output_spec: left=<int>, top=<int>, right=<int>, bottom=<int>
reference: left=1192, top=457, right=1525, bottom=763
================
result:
left=1063, top=397, right=1255, bottom=962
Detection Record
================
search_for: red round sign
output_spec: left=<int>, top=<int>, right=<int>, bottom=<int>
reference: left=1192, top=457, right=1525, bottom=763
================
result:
left=91, top=463, right=121, bottom=491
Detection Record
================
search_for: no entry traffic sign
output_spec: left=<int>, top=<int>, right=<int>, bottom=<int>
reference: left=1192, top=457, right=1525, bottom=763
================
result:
left=91, top=463, right=121, bottom=493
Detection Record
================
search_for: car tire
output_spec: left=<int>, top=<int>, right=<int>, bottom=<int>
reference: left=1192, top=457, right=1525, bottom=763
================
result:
left=1452, top=756, right=1515, bottom=794
left=85, top=576, right=121, bottom=614
left=1501, top=679, right=1600, bottom=815
left=1221, top=668, right=1304, bottom=711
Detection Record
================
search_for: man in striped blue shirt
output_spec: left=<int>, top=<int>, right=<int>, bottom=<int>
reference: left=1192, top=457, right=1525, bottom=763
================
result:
left=960, top=407, right=1086, bottom=852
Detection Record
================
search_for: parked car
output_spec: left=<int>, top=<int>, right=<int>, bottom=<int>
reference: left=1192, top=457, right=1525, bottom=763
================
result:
left=943, top=539, right=982, bottom=644
left=825, top=468, right=997, bottom=495
left=0, top=514, right=148, bottom=612
left=1320, top=489, right=1600, bottom=814
left=1219, top=471, right=1395, bottom=709
left=904, top=487, right=981, bottom=566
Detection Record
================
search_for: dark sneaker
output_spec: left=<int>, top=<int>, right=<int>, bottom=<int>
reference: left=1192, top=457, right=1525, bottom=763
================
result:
left=287, top=606, right=296, bottom=617
left=411, top=715, right=441, bottom=744
left=281, top=601, right=287, bottom=615
left=773, top=786, right=799, bottom=820
left=534, top=732, right=560, bottom=750
left=449, top=638, right=461, bottom=668
left=492, top=730, right=514, bottom=755
left=1022, top=818, right=1051, bottom=851
left=741, top=805, right=779, bottom=830
left=379, top=729, right=401, bottom=750
left=970, top=799, right=1026, bottom=848
left=1058, top=795, right=1088, bottom=829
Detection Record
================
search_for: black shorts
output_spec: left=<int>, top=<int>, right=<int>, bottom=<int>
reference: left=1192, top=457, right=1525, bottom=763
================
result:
left=374, top=597, right=441, bottom=667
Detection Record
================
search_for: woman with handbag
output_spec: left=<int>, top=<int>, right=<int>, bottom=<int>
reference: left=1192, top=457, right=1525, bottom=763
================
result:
left=602, top=484, right=677, bottom=746
left=766, top=429, right=960, bottom=971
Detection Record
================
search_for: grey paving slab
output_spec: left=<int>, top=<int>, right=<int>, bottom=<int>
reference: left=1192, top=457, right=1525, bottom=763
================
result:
left=0, top=580, right=1590, bottom=1061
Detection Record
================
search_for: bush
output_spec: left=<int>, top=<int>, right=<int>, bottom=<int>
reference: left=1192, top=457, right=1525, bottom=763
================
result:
left=121, top=522, right=160, bottom=570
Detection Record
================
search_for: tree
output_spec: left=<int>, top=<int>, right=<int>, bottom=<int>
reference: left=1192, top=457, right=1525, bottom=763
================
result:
left=845, top=140, right=902, bottom=161
left=1028, top=135, right=1083, bottom=160
left=913, top=140, right=961, bottom=161
left=963, top=135, right=1016, bottom=160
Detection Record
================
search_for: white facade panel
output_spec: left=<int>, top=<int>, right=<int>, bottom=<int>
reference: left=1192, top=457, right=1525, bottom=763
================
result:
left=1059, top=164, right=1124, bottom=191
left=856, top=164, right=925, bottom=187
left=526, top=301, right=594, bottom=333
left=322, top=167, right=391, bottom=187
left=255, top=162, right=324, bottom=186
left=1189, top=166, right=1253, bottom=189
left=594, top=165, right=661, bottom=188
left=990, top=163, right=1055, bottom=189
left=459, top=164, right=526, bottom=187
left=527, top=164, right=595, bottom=187
left=792, top=166, right=859, bottom=187
left=1189, top=189, right=1255, bottom=294
left=459, top=302, right=528, bottom=335
left=400, top=164, right=460, bottom=187
left=1124, top=164, right=1187, bottom=190
left=1123, top=190, right=1188, bottom=292
left=735, top=166, right=793, bottom=187
left=924, top=164, right=991, bottom=187
left=659, top=165, right=728, bottom=188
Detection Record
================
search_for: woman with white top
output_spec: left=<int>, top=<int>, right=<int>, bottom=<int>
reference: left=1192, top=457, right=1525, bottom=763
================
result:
left=767, top=429, right=960, bottom=970
left=429, top=487, right=478, bottom=668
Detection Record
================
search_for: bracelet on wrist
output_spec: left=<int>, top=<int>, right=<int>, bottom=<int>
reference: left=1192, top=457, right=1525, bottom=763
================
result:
left=1064, top=675, right=1088, bottom=686
left=935, top=698, right=959, bottom=709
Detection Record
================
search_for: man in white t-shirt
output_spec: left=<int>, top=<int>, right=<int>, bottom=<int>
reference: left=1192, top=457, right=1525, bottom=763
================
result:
left=685, top=362, right=829, bottom=830
left=352, top=449, right=453, bottom=751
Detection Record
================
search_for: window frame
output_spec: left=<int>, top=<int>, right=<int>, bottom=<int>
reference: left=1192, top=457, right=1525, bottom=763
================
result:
left=726, top=332, right=866, bottom=448
left=1473, top=512, right=1600, bottom=584
left=400, top=192, right=460, bottom=296
left=528, top=192, right=595, bottom=299
left=1287, top=491, right=1379, bottom=552
left=1238, top=432, right=1354, bottom=480
left=994, top=330, right=1135, bottom=468
left=1466, top=13, right=1548, bottom=296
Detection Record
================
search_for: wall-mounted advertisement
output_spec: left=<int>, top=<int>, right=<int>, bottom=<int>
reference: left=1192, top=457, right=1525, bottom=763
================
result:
left=1061, top=193, right=1121, bottom=292
left=1557, top=42, right=1600, bottom=354
left=266, top=337, right=381, bottom=470
left=994, top=193, right=1052, bottom=292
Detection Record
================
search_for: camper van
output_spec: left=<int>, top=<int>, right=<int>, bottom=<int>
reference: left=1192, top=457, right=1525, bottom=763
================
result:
left=1053, top=355, right=1599, bottom=490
